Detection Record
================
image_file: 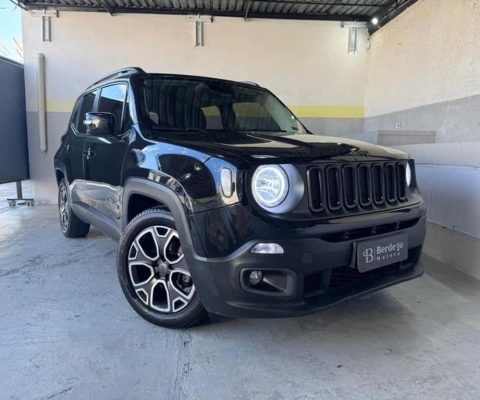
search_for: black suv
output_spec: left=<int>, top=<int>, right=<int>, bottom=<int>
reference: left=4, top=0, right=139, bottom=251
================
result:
left=54, top=67, right=426, bottom=328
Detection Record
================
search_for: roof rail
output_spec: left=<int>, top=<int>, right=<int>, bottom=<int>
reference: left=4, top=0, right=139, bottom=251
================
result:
left=89, top=67, right=145, bottom=88
left=241, top=81, right=259, bottom=86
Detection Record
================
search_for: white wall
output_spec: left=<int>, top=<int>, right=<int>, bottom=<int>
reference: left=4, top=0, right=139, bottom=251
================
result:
left=364, top=0, right=480, bottom=279
left=365, top=0, right=480, bottom=118
left=22, top=12, right=368, bottom=114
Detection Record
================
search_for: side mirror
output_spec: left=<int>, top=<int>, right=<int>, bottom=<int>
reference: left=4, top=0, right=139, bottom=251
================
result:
left=84, top=112, right=115, bottom=136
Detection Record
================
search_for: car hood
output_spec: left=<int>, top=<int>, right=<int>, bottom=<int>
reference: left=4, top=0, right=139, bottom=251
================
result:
left=173, top=131, right=407, bottom=162
left=144, top=130, right=408, bottom=167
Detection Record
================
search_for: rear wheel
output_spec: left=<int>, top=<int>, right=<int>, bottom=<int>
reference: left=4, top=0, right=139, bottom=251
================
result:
left=117, top=207, right=207, bottom=329
left=58, top=179, right=90, bottom=238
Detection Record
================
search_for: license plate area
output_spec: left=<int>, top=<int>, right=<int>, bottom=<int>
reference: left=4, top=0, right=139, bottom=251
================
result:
left=356, top=233, right=408, bottom=273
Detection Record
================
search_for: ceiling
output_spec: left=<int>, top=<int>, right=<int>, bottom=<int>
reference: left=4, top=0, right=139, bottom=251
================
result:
left=13, top=0, right=417, bottom=32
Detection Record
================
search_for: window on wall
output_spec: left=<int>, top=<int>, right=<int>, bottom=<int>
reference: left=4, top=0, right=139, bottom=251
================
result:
left=76, top=90, right=98, bottom=133
left=98, top=84, right=128, bottom=133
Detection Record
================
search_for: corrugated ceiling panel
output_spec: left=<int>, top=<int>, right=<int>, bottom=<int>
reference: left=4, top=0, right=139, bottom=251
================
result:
left=16, top=0, right=417, bottom=31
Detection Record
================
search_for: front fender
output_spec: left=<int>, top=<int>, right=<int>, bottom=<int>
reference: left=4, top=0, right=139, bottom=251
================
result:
left=122, top=177, right=195, bottom=250
left=122, top=177, right=218, bottom=304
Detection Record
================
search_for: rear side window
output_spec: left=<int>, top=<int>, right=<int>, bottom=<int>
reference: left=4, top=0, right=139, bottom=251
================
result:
left=98, top=84, right=127, bottom=133
left=75, top=90, right=97, bottom=133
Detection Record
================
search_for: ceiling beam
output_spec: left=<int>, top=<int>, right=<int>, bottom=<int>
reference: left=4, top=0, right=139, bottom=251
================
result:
left=18, top=4, right=371, bottom=22
left=244, top=0, right=252, bottom=21
left=99, top=0, right=114, bottom=16
left=249, top=0, right=390, bottom=6
left=9, top=0, right=27, bottom=10
left=17, top=0, right=398, bottom=11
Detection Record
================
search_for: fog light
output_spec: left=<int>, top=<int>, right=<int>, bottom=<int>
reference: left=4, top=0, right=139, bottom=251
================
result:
left=250, top=243, right=284, bottom=254
left=249, top=271, right=263, bottom=286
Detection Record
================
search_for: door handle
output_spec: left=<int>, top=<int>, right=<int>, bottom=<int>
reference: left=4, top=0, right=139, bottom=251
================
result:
left=83, top=147, right=96, bottom=160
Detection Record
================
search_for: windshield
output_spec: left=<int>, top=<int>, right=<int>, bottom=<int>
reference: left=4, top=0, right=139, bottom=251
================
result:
left=138, top=76, right=307, bottom=135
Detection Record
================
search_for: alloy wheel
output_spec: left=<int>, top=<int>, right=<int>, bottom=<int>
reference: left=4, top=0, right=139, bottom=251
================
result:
left=127, top=226, right=195, bottom=313
left=59, top=185, right=69, bottom=232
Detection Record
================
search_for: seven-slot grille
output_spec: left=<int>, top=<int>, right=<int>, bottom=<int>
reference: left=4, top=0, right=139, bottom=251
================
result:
left=307, top=162, right=408, bottom=213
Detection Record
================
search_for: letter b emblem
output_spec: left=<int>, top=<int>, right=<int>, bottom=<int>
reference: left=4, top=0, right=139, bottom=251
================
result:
left=363, top=248, right=374, bottom=263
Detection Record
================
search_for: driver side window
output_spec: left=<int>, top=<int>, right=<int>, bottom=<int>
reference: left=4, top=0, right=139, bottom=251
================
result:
left=75, top=90, right=97, bottom=134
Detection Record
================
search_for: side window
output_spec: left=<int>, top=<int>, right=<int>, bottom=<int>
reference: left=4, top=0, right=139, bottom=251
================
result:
left=76, top=90, right=97, bottom=133
left=98, top=84, right=127, bottom=134
left=201, top=106, right=222, bottom=129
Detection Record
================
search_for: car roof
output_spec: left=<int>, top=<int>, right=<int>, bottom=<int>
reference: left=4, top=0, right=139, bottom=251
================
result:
left=86, top=67, right=262, bottom=91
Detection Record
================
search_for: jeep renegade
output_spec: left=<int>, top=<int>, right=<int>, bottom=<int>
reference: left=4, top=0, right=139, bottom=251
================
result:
left=54, top=67, right=426, bottom=328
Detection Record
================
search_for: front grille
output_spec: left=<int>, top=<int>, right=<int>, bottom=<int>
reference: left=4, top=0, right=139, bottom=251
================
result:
left=320, top=218, right=420, bottom=243
left=328, top=263, right=400, bottom=290
left=396, top=164, right=407, bottom=200
left=303, top=246, right=421, bottom=298
left=328, top=246, right=420, bottom=290
left=342, top=166, right=357, bottom=208
left=371, top=164, right=384, bottom=204
left=326, top=167, right=341, bottom=210
left=358, top=165, right=371, bottom=206
left=307, top=162, right=409, bottom=214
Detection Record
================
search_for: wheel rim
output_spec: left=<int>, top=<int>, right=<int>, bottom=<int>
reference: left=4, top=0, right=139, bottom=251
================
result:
left=127, top=226, right=195, bottom=314
left=59, top=185, right=69, bottom=232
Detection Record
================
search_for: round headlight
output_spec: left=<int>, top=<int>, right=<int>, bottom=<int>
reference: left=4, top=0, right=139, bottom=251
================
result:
left=406, top=163, right=412, bottom=187
left=252, top=165, right=289, bottom=208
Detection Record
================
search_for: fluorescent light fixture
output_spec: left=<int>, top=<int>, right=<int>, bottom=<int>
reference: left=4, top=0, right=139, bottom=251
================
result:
left=348, top=27, right=357, bottom=53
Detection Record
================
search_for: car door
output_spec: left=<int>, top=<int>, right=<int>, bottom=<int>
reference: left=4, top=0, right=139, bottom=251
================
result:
left=63, top=90, right=98, bottom=205
left=83, top=83, right=130, bottom=222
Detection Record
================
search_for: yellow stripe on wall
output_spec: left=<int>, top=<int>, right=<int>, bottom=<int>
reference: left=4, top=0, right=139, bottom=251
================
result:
left=46, top=100, right=76, bottom=113
left=44, top=99, right=364, bottom=119
left=289, top=105, right=364, bottom=119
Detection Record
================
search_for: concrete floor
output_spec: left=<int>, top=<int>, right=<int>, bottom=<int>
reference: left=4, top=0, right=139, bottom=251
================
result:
left=1, top=198, right=480, bottom=399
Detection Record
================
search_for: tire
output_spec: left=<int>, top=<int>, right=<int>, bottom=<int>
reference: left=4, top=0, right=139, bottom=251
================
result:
left=117, top=207, right=208, bottom=329
left=58, top=179, right=90, bottom=238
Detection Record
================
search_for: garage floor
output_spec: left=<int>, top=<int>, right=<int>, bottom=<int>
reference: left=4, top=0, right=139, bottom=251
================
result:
left=2, top=203, right=480, bottom=400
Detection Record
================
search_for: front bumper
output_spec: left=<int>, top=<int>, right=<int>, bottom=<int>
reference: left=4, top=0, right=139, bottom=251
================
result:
left=185, top=203, right=426, bottom=319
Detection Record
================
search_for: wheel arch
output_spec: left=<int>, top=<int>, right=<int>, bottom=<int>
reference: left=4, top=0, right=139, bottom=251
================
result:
left=122, top=178, right=195, bottom=250
left=54, top=161, right=69, bottom=185
left=126, top=193, right=169, bottom=224
left=55, top=169, right=65, bottom=184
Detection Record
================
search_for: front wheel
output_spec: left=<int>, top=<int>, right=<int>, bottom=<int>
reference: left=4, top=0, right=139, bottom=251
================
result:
left=117, top=207, right=207, bottom=329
